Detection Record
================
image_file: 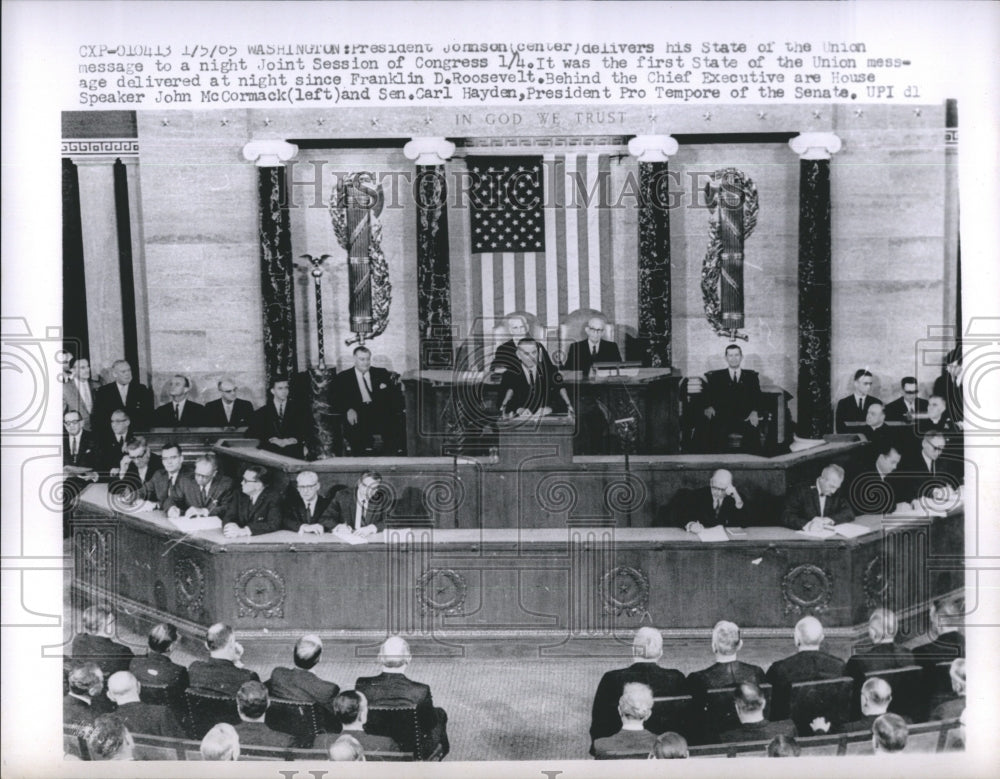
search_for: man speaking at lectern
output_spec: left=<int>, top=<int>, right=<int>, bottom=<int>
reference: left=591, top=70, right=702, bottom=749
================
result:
left=497, top=338, right=573, bottom=418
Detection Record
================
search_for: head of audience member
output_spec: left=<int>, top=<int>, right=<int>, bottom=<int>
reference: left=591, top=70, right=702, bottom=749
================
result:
left=816, top=464, right=845, bottom=497
left=900, top=376, right=919, bottom=398
left=124, top=436, right=149, bottom=470
left=853, top=369, right=874, bottom=398
left=867, top=608, right=899, bottom=645
left=865, top=402, right=886, bottom=430
left=767, top=734, right=801, bottom=757
left=723, top=344, right=744, bottom=371
left=516, top=338, right=540, bottom=370
left=193, top=454, right=219, bottom=490
left=585, top=316, right=606, bottom=346
left=86, top=714, right=134, bottom=761
left=378, top=636, right=412, bottom=673
left=506, top=315, right=529, bottom=340
left=329, top=733, right=365, bottom=761
left=63, top=410, right=84, bottom=436
left=921, top=432, right=947, bottom=464
left=166, top=374, right=191, bottom=402
left=859, top=677, right=893, bottom=716
left=110, top=410, right=131, bottom=440
left=71, top=356, right=92, bottom=381
left=709, top=468, right=734, bottom=497
left=930, top=594, right=965, bottom=638
left=793, top=615, right=825, bottom=653
left=649, top=732, right=688, bottom=759
left=631, top=626, right=664, bottom=662
left=200, top=722, right=240, bottom=761
left=269, top=376, right=290, bottom=404
left=217, top=378, right=239, bottom=402
left=240, top=466, right=267, bottom=500
left=106, top=671, right=141, bottom=706
left=872, top=713, right=908, bottom=753
left=875, top=441, right=903, bottom=478
left=160, top=444, right=183, bottom=476
left=111, top=360, right=133, bottom=388
left=618, top=682, right=654, bottom=728
left=293, top=633, right=323, bottom=670
left=949, top=658, right=966, bottom=697
left=353, top=346, right=372, bottom=373
left=82, top=604, right=116, bottom=637
left=236, top=680, right=270, bottom=723
left=710, top=620, right=743, bottom=661
left=333, top=690, right=370, bottom=731
left=147, top=622, right=179, bottom=656
left=357, top=470, right=383, bottom=505
left=296, top=471, right=322, bottom=504
left=733, top=682, right=768, bottom=724
left=205, top=622, right=243, bottom=663
left=927, top=395, right=947, bottom=422
left=67, top=663, right=103, bottom=701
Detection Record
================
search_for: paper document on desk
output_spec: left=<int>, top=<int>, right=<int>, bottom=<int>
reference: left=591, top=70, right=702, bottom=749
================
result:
left=169, top=515, right=222, bottom=533
left=696, top=526, right=730, bottom=543
left=832, top=522, right=876, bottom=538
left=796, top=528, right=837, bottom=539
left=332, top=526, right=369, bottom=545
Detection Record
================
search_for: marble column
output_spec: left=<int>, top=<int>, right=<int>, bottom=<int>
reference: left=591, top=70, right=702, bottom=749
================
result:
left=404, top=138, right=456, bottom=369
left=243, top=140, right=299, bottom=387
left=628, top=135, right=678, bottom=368
left=119, top=157, right=152, bottom=381
left=789, top=133, right=842, bottom=438
left=70, top=156, right=125, bottom=377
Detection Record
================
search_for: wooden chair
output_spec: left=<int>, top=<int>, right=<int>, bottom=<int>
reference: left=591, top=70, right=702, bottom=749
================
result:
left=264, top=697, right=319, bottom=748
left=288, top=747, right=415, bottom=761
left=788, top=676, right=854, bottom=735
left=796, top=731, right=846, bottom=756
left=687, top=739, right=771, bottom=758
left=863, top=665, right=925, bottom=721
left=131, top=734, right=183, bottom=761
left=365, top=703, right=440, bottom=761
left=236, top=743, right=287, bottom=761
left=184, top=688, right=239, bottom=739
left=647, top=694, right=694, bottom=738
left=139, top=680, right=181, bottom=706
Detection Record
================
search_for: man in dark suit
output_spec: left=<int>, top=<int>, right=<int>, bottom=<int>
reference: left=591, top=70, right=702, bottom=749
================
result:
left=188, top=623, right=259, bottom=696
left=491, top=314, right=555, bottom=374
left=861, top=402, right=895, bottom=450
left=355, top=636, right=449, bottom=760
left=765, top=616, right=846, bottom=721
left=328, top=471, right=388, bottom=538
left=701, top=344, right=763, bottom=453
left=248, top=376, right=306, bottom=459
left=497, top=338, right=573, bottom=417
left=106, top=671, right=185, bottom=738
left=835, top=369, right=882, bottom=433
left=589, top=627, right=686, bottom=749
left=63, top=356, right=100, bottom=431
left=283, top=470, right=337, bottom=533
left=62, top=410, right=99, bottom=529
left=333, top=346, right=403, bottom=455
left=199, top=723, right=240, bottom=761
left=129, top=623, right=189, bottom=697
left=592, top=683, right=658, bottom=759
left=92, top=359, right=153, bottom=433
left=846, top=440, right=906, bottom=516
left=131, top=443, right=189, bottom=513
left=152, top=374, right=205, bottom=427
left=845, top=609, right=915, bottom=683
left=913, top=595, right=965, bottom=670
left=932, top=349, right=963, bottom=426
left=165, top=453, right=235, bottom=519
left=655, top=469, right=751, bottom=531
left=64, top=663, right=106, bottom=731
left=884, top=376, right=929, bottom=423
left=71, top=605, right=134, bottom=678
left=837, top=677, right=894, bottom=734
left=203, top=379, right=255, bottom=427
left=234, top=681, right=298, bottom=748
left=267, top=634, right=340, bottom=725
left=223, top=465, right=283, bottom=537
left=96, top=410, right=134, bottom=473
left=919, top=395, right=958, bottom=435
left=686, top=620, right=766, bottom=698
left=315, top=691, right=402, bottom=753
left=108, top=436, right=162, bottom=500
left=890, top=431, right=953, bottom=505
left=781, top=464, right=854, bottom=532
left=562, top=315, right=622, bottom=373
left=716, top=683, right=796, bottom=744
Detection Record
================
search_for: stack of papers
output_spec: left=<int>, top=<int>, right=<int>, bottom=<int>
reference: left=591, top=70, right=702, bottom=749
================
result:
left=796, top=523, right=877, bottom=539
left=696, top=526, right=730, bottom=543
left=169, top=515, right=222, bottom=533
left=332, top=526, right=369, bottom=545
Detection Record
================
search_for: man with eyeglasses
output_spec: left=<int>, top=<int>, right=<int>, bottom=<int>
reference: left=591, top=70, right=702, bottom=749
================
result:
left=892, top=432, right=954, bottom=505
left=562, top=315, right=622, bottom=374
left=654, top=468, right=751, bottom=532
left=131, top=444, right=189, bottom=514
left=884, top=376, right=928, bottom=424
left=284, top=470, right=335, bottom=534
left=204, top=379, right=254, bottom=427
left=113, top=436, right=162, bottom=487
left=497, top=338, right=573, bottom=418
left=329, top=471, right=388, bottom=538
left=167, top=453, right=235, bottom=518
left=491, top=314, right=555, bottom=374
left=782, top=464, right=854, bottom=532
left=223, top=466, right=282, bottom=537
left=249, top=376, right=306, bottom=459
left=97, top=410, right=134, bottom=472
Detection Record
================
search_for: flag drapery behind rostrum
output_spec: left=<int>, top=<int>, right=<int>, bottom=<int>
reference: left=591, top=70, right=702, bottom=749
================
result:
left=467, top=154, right=615, bottom=331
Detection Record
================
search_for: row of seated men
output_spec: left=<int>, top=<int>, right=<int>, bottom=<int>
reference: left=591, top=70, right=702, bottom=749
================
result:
left=66, top=609, right=448, bottom=760
left=589, top=601, right=965, bottom=756
left=62, top=348, right=403, bottom=458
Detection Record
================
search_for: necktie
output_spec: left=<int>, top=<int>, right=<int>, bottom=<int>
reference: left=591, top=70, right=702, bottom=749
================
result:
left=201, top=485, right=208, bottom=504
left=174, top=403, right=180, bottom=422
left=277, top=402, right=285, bottom=421
left=79, top=381, right=92, bottom=411
left=529, top=370, right=536, bottom=387
left=70, top=436, right=78, bottom=460
left=858, top=397, right=864, bottom=412
left=224, top=402, right=232, bottom=422
left=359, top=372, right=372, bottom=403
left=713, top=498, right=721, bottom=515
left=818, top=494, right=826, bottom=517
left=731, top=371, right=737, bottom=385
left=307, top=501, right=315, bottom=517
left=354, top=497, right=364, bottom=530
left=591, top=344, right=598, bottom=357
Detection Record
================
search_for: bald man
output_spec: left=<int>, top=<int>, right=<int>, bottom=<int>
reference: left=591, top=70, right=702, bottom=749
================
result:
left=267, top=634, right=340, bottom=726
left=838, top=677, right=895, bottom=734
left=106, top=671, right=184, bottom=738
left=589, top=627, right=686, bottom=751
left=781, top=464, right=854, bottom=532
left=765, top=617, right=846, bottom=721
left=655, top=469, right=752, bottom=531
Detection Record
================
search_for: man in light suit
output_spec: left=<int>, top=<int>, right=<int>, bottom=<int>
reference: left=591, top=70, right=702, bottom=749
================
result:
left=166, top=453, right=235, bottom=518
left=152, top=375, right=205, bottom=427
left=835, top=369, right=882, bottom=433
left=249, top=376, right=306, bottom=459
left=93, top=359, right=153, bottom=433
left=655, top=468, right=751, bottom=531
left=702, top=344, right=762, bottom=453
left=63, top=356, right=100, bottom=431
left=781, top=464, right=854, bottom=532
left=333, top=346, right=403, bottom=455
left=203, top=379, right=255, bottom=427
left=884, top=376, right=928, bottom=423
left=328, top=471, right=387, bottom=537
left=283, top=470, right=337, bottom=533
left=562, top=315, right=622, bottom=374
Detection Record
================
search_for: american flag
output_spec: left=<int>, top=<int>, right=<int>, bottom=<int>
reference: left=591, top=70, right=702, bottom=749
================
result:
left=467, top=154, right=615, bottom=331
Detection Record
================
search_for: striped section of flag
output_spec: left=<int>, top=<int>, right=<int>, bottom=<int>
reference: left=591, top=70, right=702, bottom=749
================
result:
left=468, top=153, right=615, bottom=334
